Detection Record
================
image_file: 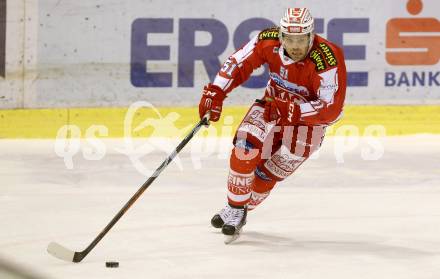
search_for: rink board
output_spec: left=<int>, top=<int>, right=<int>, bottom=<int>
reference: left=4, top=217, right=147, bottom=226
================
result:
left=1, top=105, right=439, bottom=138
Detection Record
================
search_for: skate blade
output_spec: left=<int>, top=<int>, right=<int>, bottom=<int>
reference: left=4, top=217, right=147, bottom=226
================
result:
left=224, top=228, right=242, bottom=244
left=224, top=234, right=240, bottom=244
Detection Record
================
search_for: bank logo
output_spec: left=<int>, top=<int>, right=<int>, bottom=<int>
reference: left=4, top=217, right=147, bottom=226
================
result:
left=385, top=0, right=440, bottom=87
left=386, top=0, right=440, bottom=65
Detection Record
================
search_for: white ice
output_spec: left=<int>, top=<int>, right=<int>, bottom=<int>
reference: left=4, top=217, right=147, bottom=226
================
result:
left=1, top=135, right=440, bottom=279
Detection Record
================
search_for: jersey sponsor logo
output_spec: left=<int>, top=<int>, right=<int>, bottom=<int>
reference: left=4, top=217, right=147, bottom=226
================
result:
left=258, top=27, right=279, bottom=40
left=272, top=146, right=304, bottom=172
left=239, top=106, right=276, bottom=143
left=319, top=43, right=338, bottom=67
left=264, top=159, right=289, bottom=179
left=319, top=83, right=338, bottom=91
left=269, top=72, right=310, bottom=96
left=228, top=173, right=253, bottom=188
left=269, top=154, right=302, bottom=173
left=264, top=158, right=296, bottom=179
left=264, top=146, right=305, bottom=179
left=245, top=110, right=267, bottom=131
left=240, top=123, right=267, bottom=143
left=309, top=49, right=327, bottom=71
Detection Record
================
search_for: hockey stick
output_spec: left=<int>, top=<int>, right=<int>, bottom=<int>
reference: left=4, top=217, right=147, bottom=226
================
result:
left=47, top=112, right=211, bottom=263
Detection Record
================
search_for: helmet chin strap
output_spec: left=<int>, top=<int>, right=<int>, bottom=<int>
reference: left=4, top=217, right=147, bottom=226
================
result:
left=307, top=33, right=315, bottom=53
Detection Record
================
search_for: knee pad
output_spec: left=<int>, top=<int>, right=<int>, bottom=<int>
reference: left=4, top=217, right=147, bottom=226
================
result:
left=230, top=139, right=261, bottom=174
left=259, top=145, right=306, bottom=182
left=254, top=167, right=276, bottom=193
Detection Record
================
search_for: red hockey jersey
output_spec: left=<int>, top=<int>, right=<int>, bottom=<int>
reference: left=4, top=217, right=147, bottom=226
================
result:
left=213, top=27, right=347, bottom=126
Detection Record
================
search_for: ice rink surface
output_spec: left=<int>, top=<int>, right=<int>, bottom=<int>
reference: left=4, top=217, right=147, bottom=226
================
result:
left=1, top=135, right=440, bottom=279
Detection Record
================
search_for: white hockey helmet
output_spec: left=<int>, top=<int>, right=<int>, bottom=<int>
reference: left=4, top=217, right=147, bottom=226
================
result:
left=279, top=8, right=315, bottom=52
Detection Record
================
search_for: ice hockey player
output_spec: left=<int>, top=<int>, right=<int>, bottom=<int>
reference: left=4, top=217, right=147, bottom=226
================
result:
left=198, top=8, right=347, bottom=243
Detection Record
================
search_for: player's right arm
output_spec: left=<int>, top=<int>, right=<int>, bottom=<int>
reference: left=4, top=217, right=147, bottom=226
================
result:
left=199, top=31, right=270, bottom=121
left=212, top=34, right=267, bottom=94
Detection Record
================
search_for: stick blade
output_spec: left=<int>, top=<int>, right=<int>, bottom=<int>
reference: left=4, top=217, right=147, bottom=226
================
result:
left=47, top=242, right=75, bottom=262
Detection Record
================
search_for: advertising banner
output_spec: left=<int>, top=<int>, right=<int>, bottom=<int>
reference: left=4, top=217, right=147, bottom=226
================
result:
left=0, top=0, right=439, bottom=109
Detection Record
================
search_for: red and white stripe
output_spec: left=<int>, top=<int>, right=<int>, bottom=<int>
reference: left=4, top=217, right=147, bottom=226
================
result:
left=227, top=169, right=254, bottom=205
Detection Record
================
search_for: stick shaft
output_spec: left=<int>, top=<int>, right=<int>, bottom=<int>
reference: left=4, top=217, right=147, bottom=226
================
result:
left=73, top=116, right=209, bottom=262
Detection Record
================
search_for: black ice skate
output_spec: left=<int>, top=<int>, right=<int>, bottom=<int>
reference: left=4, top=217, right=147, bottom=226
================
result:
left=211, top=204, right=235, bottom=228
left=221, top=205, right=247, bottom=244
